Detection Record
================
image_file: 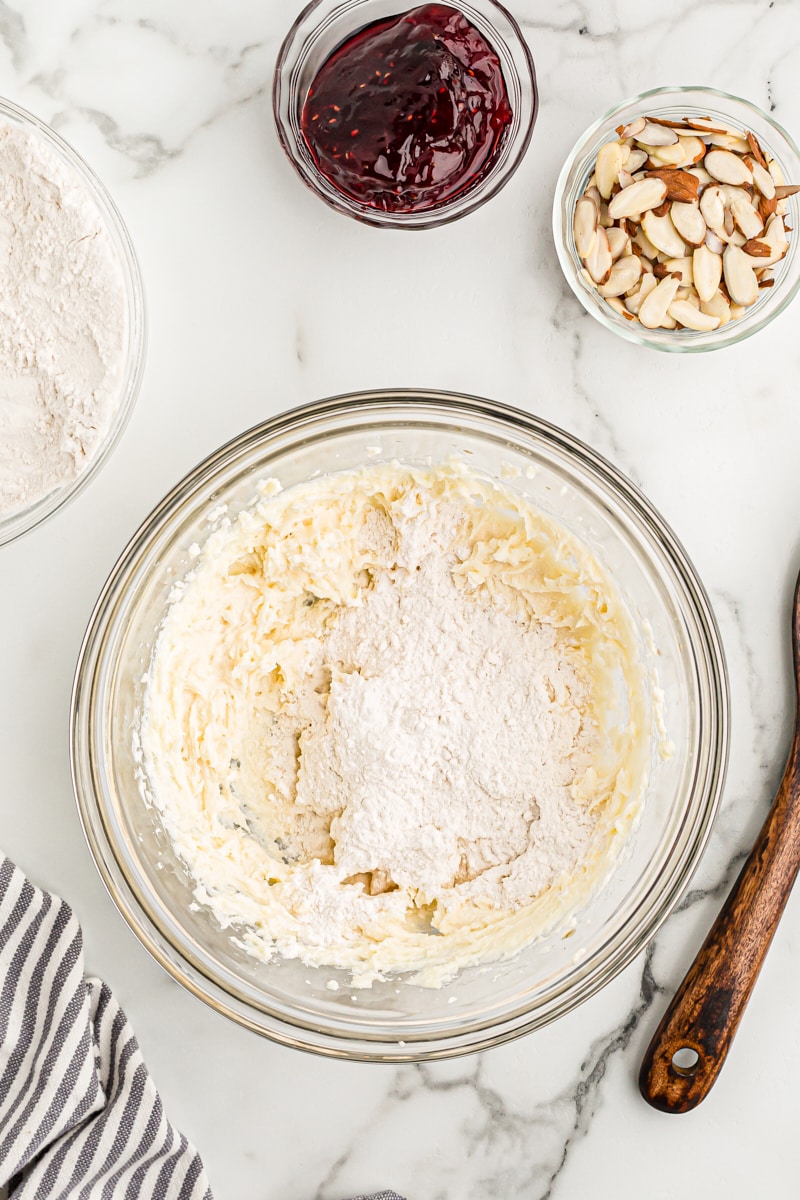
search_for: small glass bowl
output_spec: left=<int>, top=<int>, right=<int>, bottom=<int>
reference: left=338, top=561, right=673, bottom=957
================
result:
left=273, top=0, right=537, bottom=229
left=71, top=391, right=728, bottom=1061
left=553, top=86, right=800, bottom=352
left=0, top=98, right=145, bottom=547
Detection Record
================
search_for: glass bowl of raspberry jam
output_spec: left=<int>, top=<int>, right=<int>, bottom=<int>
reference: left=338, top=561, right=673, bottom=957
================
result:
left=274, top=0, right=537, bottom=228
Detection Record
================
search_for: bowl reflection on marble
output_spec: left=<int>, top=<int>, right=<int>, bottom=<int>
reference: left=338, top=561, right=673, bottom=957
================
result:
left=553, top=86, right=800, bottom=352
left=71, top=391, right=728, bottom=1061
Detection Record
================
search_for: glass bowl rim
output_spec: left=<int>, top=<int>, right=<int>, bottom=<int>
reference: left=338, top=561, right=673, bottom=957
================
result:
left=0, top=95, right=147, bottom=547
left=552, top=84, right=800, bottom=354
left=70, top=389, right=730, bottom=1060
left=272, top=0, right=538, bottom=230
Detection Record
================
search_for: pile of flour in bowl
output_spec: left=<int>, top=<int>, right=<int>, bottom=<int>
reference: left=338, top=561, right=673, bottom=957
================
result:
left=0, top=122, right=128, bottom=518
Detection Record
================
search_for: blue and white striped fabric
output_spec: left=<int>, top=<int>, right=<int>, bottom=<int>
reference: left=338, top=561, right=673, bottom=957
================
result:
left=0, top=856, right=404, bottom=1200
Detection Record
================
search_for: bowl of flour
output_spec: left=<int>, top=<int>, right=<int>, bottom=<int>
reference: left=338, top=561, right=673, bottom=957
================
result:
left=0, top=98, right=145, bottom=547
left=71, top=392, right=728, bottom=1059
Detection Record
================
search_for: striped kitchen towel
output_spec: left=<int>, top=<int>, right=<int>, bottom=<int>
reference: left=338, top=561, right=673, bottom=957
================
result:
left=0, top=856, right=404, bottom=1200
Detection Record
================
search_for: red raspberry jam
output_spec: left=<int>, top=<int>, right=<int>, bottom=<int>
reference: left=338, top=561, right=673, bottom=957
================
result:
left=300, top=4, right=514, bottom=214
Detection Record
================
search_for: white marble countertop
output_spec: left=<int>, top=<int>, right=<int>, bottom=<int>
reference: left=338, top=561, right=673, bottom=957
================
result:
left=3, top=1, right=800, bottom=1196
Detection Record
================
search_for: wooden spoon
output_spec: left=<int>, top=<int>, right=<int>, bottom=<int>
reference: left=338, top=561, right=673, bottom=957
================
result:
left=640, top=569, right=800, bottom=1113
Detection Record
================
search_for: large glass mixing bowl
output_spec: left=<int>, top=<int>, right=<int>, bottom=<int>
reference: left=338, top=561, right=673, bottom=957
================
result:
left=71, top=392, right=728, bottom=1060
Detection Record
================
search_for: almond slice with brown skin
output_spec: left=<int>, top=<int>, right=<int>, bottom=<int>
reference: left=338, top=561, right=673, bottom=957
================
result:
left=705, top=149, right=753, bottom=186
left=641, top=209, right=687, bottom=257
left=619, top=116, right=646, bottom=139
left=670, top=201, right=707, bottom=246
left=705, top=228, right=726, bottom=254
left=638, top=274, right=681, bottom=328
left=705, top=132, right=751, bottom=154
left=746, top=131, right=768, bottom=170
left=618, top=169, right=635, bottom=190
left=663, top=256, right=693, bottom=285
left=644, top=168, right=699, bottom=201
left=585, top=226, right=613, bottom=283
left=751, top=161, right=776, bottom=199
left=774, top=184, right=800, bottom=200
left=624, top=272, right=658, bottom=314
left=677, top=135, right=707, bottom=164
left=626, top=148, right=648, bottom=173
left=693, top=243, right=723, bottom=302
left=607, top=176, right=667, bottom=220
left=596, top=140, right=624, bottom=199
left=574, top=197, right=598, bottom=259
left=723, top=243, right=759, bottom=305
left=742, top=238, right=772, bottom=258
left=699, top=289, right=731, bottom=326
left=644, top=142, right=689, bottom=167
left=668, top=300, right=721, bottom=331
left=638, top=121, right=679, bottom=146
left=606, top=225, right=629, bottom=260
left=731, top=197, right=764, bottom=240
left=758, top=212, right=790, bottom=265
left=598, top=253, right=643, bottom=297
left=700, top=185, right=725, bottom=230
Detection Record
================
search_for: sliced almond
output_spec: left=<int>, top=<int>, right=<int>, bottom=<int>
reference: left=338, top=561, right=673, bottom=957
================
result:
left=626, top=148, right=648, bottom=173
left=700, top=185, right=725, bottom=230
left=731, top=197, right=764, bottom=240
left=596, top=140, right=625, bottom=200
left=686, top=118, right=729, bottom=135
left=705, top=132, right=751, bottom=154
left=574, top=197, right=599, bottom=259
left=699, top=289, right=731, bottom=327
left=762, top=212, right=790, bottom=264
left=644, top=142, right=689, bottom=167
left=663, top=256, right=693, bottom=285
left=693, top=244, right=723, bottom=302
left=641, top=209, right=687, bottom=257
left=646, top=116, right=692, bottom=130
left=644, top=168, right=699, bottom=202
left=668, top=299, right=721, bottom=331
left=638, top=274, right=681, bottom=328
left=769, top=159, right=786, bottom=187
left=619, top=116, right=646, bottom=139
left=584, top=226, right=613, bottom=283
left=605, top=296, right=634, bottom=318
left=670, top=201, right=707, bottom=246
left=758, top=193, right=778, bottom=223
left=607, top=176, right=668, bottom=220
left=637, top=121, right=679, bottom=146
left=598, top=253, right=643, bottom=297
left=723, top=243, right=759, bottom=305
left=705, top=229, right=726, bottom=254
left=751, top=161, right=776, bottom=199
left=742, top=238, right=772, bottom=258
left=606, top=225, right=629, bottom=261
left=705, top=149, right=753, bottom=186
left=774, top=184, right=800, bottom=200
left=687, top=165, right=713, bottom=187
left=745, top=131, right=768, bottom=170
left=729, top=302, right=746, bottom=319
left=624, top=272, right=658, bottom=314
left=677, top=135, right=707, bottom=165
left=633, top=226, right=659, bottom=260
left=618, top=169, right=635, bottom=190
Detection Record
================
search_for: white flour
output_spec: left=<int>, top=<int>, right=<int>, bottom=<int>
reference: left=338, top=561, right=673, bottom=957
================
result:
left=0, top=123, right=127, bottom=517
left=141, top=464, right=647, bottom=983
left=293, top=504, right=596, bottom=915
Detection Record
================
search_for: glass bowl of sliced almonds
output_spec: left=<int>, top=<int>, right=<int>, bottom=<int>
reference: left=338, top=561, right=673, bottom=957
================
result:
left=553, top=86, right=800, bottom=351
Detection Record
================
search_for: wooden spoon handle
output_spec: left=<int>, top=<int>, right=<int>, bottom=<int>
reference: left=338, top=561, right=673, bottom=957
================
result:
left=639, top=737, right=800, bottom=1113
